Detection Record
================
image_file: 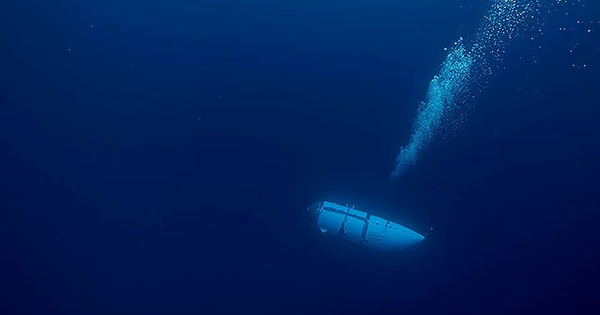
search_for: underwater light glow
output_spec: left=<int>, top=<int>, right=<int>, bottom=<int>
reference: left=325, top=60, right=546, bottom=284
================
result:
left=308, top=201, right=425, bottom=250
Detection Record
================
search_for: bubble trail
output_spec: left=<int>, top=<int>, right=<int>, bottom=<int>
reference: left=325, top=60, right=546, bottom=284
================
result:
left=391, top=0, right=539, bottom=180
left=391, top=41, right=474, bottom=178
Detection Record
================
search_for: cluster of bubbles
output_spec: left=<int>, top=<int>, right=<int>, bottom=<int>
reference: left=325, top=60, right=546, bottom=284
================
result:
left=391, top=40, right=474, bottom=178
left=474, top=0, right=539, bottom=65
left=391, top=0, right=551, bottom=180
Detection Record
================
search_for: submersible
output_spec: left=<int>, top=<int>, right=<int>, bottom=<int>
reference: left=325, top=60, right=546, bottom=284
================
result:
left=308, top=201, right=425, bottom=250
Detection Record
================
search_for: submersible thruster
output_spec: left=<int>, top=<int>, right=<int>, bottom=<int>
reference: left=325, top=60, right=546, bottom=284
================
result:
left=308, top=201, right=425, bottom=250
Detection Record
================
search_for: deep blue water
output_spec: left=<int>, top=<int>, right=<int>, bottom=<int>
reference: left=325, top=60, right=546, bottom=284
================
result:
left=1, top=1, right=599, bottom=313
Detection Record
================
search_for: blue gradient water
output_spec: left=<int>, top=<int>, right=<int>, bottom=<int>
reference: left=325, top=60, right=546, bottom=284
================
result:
left=1, top=0, right=599, bottom=314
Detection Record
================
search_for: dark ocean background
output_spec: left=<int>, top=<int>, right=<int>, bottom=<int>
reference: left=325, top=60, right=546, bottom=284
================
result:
left=1, top=0, right=599, bottom=313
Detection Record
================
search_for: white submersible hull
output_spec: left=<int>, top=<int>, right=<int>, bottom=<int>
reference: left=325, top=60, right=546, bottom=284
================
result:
left=308, top=201, right=425, bottom=250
